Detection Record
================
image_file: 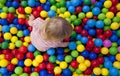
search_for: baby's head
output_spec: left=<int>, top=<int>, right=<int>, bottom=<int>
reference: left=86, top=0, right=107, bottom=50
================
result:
left=43, top=17, right=73, bottom=41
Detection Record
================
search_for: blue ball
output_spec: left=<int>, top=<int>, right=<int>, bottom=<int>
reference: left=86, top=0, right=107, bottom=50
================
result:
left=35, top=1, right=41, bottom=7
left=109, top=67, right=119, bottom=76
left=81, top=50, right=89, bottom=58
left=100, top=0, right=105, bottom=3
left=46, top=1, right=51, bottom=6
left=62, top=69, right=72, bottom=76
left=48, top=10, right=56, bottom=18
left=95, top=20, right=104, bottom=28
left=0, top=19, right=8, bottom=25
left=23, top=29, right=30, bottom=36
left=43, top=4, right=50, bottom=11
left=28, top=0, right=35, bottom=7
left=47, top=74, right=54, bottom=76
left=13, top=18, right=18, bottom=24
left=2, top=25, right=10, bottom=32
left=81, top=37, right=88, bottom=44
left=57, top=55, right=64, bottom=61
left=88, top=29, right=96, bottom=36
left=28, top=44, right=36, bottom=52
left=104, top=61, right=112, bottom=69
left=95, top=2, right=102, bottom=8
left=66, top=1, right=72, bottom=8
left=109, top=55, right=116, bottom=62
left=16, top=24, right=22, bottom=30
left=6, top=1, right=12, bottom=7
left=68, top=6, right=75, bottom=13
left=76, top=34, right=82, bottom=41
left=104, top=57, right=110, bottom=61
left=56, top=48, right=64, bottom=54
left=110, top=35, right=118, bottom=42
left=68, top=42, right=76, bottom=50
left=72, top=0, right=82, bottom=6
left=92, top=7, right=101, bottom=15
left=89, top=52, right=97, bottom=60
left=22, top=25, right=27, bottom=30
left=84, top=25, right=90, bottom=30
left=87, top=19, right=96, bottom=28
left=117, top=39, right=120, bottom=45
left=0, top=68, right=8, bottom=74
left=94, top=38, right=103, bottom=47
left=47, top=48, right=55, bottom=55
left=82, top=6, right=90, bottom=12
left=40, top=70, right=48, bottom=76
left=18, top=60, right=24, bottom=67
left=12, top=1, right=19, bottom=8
left=9, top=24, right=15, bottom=28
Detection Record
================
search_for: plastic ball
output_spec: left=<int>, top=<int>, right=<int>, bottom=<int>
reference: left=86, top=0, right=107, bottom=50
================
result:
left=28, top=44, right=36, bottom=52
left=78, top=63, right=87, bottom=71
left=35, top=55, right=43, bottom=63
left=87, top=19, right=96, bottom=28
left=11, top=58, right=18, bottom=65
left=65, top=55, right=72, bottom=63
left=109, top=47, right=118, bottom=55
left=32, top=60, right=39, bottom=67
left=40, top=0, right=46, bottom=4
left=8, top=7, right=15, bottom=13
left=0, top=59, right=8, bottom=67
left=82, top=6, right=90, bottom=13
left=24, top=36, right=30, bottom=43
left=4, top=32, right=12, bottom=40
left=40, top=10, right=48, bottom=18
left=77, top=56, right=85, bottom=63
left=104, top=1, right=112, bottom=8
left=15, top=40, right=23, bottom=47
left=106, top=12, right=114, bottom=19
left=14, top=67, right=23, bottom=74
left=116, top=53, right=120, bottom=61
left=68, top=6, right=75, bottom=13
left=2, top=25, right=10, bottom=32
left=54, top=66, right=62, bottom=74
left=109, top=67, right=119, bottom=76
left=101, top=47, right=109, bottom=55
left=84, top=60, right=91, bottom=67
left=68, top=42, right=76, bottom=50
left=0, top=12, right=7, bottom=18
left=93, top=67, right=101, bottom=75
left=7, top=63, right=15, bottom=72
left=95, top=20, right=104, bottom=28
left=60, top=61, right=68, bottom=69
left=48, top=10, right=56, bottom=18
left=18, top=7, right=24, bottom=14
left=10, top=27, right=18, bottom=34
left=24, top=7, right=32, bottom=14
left=77, top=44, right=85, bottom=52
left=63, top=69, right=72, bottom=76
left=110, top=22, right=119, bottom=30
left=86, top=12, right=93, bottom=18
left=94, top=38, right=103, bottom=47
left=92, top=7, right=100, bottom=15
left=71, top=50, right=79, bottom=58
left=24, top=59, right=32, bottom=67
left=30, top=72, right=39, bottom=76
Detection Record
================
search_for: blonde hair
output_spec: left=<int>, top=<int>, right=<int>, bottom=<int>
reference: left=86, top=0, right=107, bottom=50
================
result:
left=44, top=17, right=73, bottom=41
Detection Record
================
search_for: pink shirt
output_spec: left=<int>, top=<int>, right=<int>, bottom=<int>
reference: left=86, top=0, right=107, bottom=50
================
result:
left=30, top=17, right=62, bottom=52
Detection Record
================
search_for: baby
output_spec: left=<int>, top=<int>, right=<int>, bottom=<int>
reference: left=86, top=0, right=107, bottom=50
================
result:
left=28, top=15, right=73, bottom=52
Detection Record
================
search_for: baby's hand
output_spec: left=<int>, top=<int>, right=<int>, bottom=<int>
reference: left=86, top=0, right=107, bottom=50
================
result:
left=29, top=14, right=35, bottom=21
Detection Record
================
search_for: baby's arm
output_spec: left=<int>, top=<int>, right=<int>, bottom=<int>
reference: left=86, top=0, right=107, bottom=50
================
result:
left=58, top=42, right=69, bottom=47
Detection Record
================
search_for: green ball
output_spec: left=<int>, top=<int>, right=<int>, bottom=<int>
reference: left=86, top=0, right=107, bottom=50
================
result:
left=112, top=42, right=118, bottom=47
left=104, top=26, right=110, bottom=31
left=71, top=50, right=79, bottom=57
left=104, top=18, right=111, bottom=25
left=30, top=72, right=39, bottom=76
left=91, top=5, right=94, bottom=9
left=8, top=7, right=15, bottom=13
left=56, top=3, right=61, bottom=8
left=83, top=0, right=91, bottom=5
left=65, top=18, right=71, bottom=23
left=34, top=51, right=41, bottom=57
left=65, top=55, right=72, bottom=63
left=1, top=42, right=9, bottom=49
left=76, top=69, right=82, bottom=74
left=117, top=30, right=120, bottom=37
left=2, top=6, right=8, bottom=12
left=17, top=31, right=23, bottom=37
left=0, top=3, right=4, bottom=8
left=20, top=73, right=28, bottom=76
left=15, top=40, right=23, bottom=47
left=98, top=13, right=106, bottom=20
left=60, top=7, right=66, bottom=13
left=76, top=41, right=81, bottom=45
left=49, top=55, right=56, bottom=63
left=102, top=8, right=108, bottom=14
left=73, top=19, right=81, bottom=26
left=69, top=66, right=75, bottom=72
left=71, top=31, right=77, bottom=38
left=20, top=1, right=27, bottom=7
left=14, top=67, right=23, bottom=74
left=50, top=5, right=57, bottom=11
left=113, top=16, right=120, bottom=22
left=0, top=73, right=2, bottom=76
left=0, top=0, right=6, bottom=4
left=70, top=15, right=77, bottom=21
left=59, top=0, right=66, bottom=7
left=109, top=47, right=118, bottom=55
left=78, top=12, right=85, bottom=19
left=11, top=74, right=18, bottom=76
left=50, top=0, right=56, bottom=5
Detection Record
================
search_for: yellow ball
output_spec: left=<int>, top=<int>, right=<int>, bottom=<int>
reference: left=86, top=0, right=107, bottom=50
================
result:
left=57, top=9, right=60, bottom=14
left=72, top=73, right=78, bottom=76
left=93, top=67, right=101, bottom=75
left=11, top=36, right=18, bottom=43
left=77, top=44, right=85, bottom=52
left=18, top=14, right=25, bottom=18
left=24, top=36, right=30, bottom=43
left=76, top=56, right=85, bottom=63
left=113, top=61, right=120, bottom=69
left=110, top=22, right=119, bottom=30
left=0, top=54, right=5, bottom=60
left=23, top=42, right=29, bottom=47
left=0, top=12, right=7, bottom=18
left=24, top=59, right=32, bottom=67
left=56, top=0, right=60, bottom=2
left=4, top=32, right=12, bottom=40
left=0, top=25, right=2, bottom=31
left=84, top=60, right=91, bottom=67
left=101, top=47, right=109, bottom=55
left=106, top=12, right=114, bottom=19
left=35, top=55, right=43, bottom=63
left=56, top=60, right=60, bottom=64
left=40, top=10, right=48, bottom=18
left=116, top=53, right=120, bottom=61
left=78, top=63, right=87, bottom=71
left=59, top=14, right=65, bottom=18
left=32, top=60, right=39, bottom=67
left=64, top=11, right=71, bottom=18
left=0, top=59, right=9, bottom=67
left=16, top=9, right=20, bottom=14
left=60, top=61, right=68, bottom=69
left=104, top=1, right=112, bottom=8
left=39, top=0, right=46, bottom=4
left=79, top=74, right=84, bottom=76
left=86, top=12, right=93, bottom=18
left=25, top=7, right=32, bottom=14
left=116, top=12, right=120, bottom=18
left=10, top=27, right=18, bottom=34
left=54, top=66, right=62, bottom=74
left=101, top=68, right=109, bottom=76
left=11, top=58, right=18, bottom=65
left=116, top=3, right=120, bottom=10
left=9, top=43, right=15, bottom=49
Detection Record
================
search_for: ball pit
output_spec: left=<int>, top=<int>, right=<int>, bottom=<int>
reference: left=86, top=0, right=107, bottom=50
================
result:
left=0, top=0, right=120, bottom=76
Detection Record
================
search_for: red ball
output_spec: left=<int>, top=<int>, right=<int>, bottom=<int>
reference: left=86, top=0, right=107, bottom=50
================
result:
left=18, top=7, right=24, bottom=14
left=81, top=30, right=88, bottom=36
left=0, top=37, right=4, bottom=43
left=37, top=6, right=43, bottom=12
left=55, top=74, right=62, bottom=76
left=2, top=49, right=10, bottom=54
left=87, top=35, right=92, bottom=40
left=26, top=52, right=34, bottom=59
left=34, top=67, right=40, bottom=72
left=28, top=26, right=32, bottom=32
left=32, top=10, right=40, bottom=18
left=84, top=68, right=92, bottom=75
left=86, top=40, right=94, bottom=48
left=93, top=16, right=98, bottom=20
left=43, top=54, right=49, bottom=62
left=83, top=17, right=89, bottom=24
left=5, top=53, right=13, bottom=61
left=97, top=56, right=104, bottom=64
left=25, top=19, right=29, bottom=26
left=7, top=13, right=14, bottom=20
left=38, top=62, right=46, bottom=70
left=11, top=49, right=18, bottom=55
left=91, top=60, right=100, bottom=67
left=48, top=70, right=54, bottom=74
left=16, top=53, right=24, bottom=60
left=93, top=47, right=101, bottom=54
left=24, top=67, right=31, bottom=73
left=96, top=29, right=103, bottom=35
left=18, top=18, right=25, bottom=25
left=111, top=0, right=118, bottom=6
left=7, top=18, right=12, bottom=23
left=75, top=6, right=82, bottom=14
left=46, top=63, right=54, bottom=71
left=104, top=30, right=112, bottom=38
left=32, top=7, right=37, bottom=12
left=86, top=46, right=93, bottom=51
left=7, top=64, right=15, bottom=71
left=97, top=35, right=105, bottom=41
left=19, top=46, right=27, bottom=54
left=109, top=6, right=117, bottom=13
left=74, top=26, right=82, bottom=34
left=70, top=60, right=79, bottom=68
